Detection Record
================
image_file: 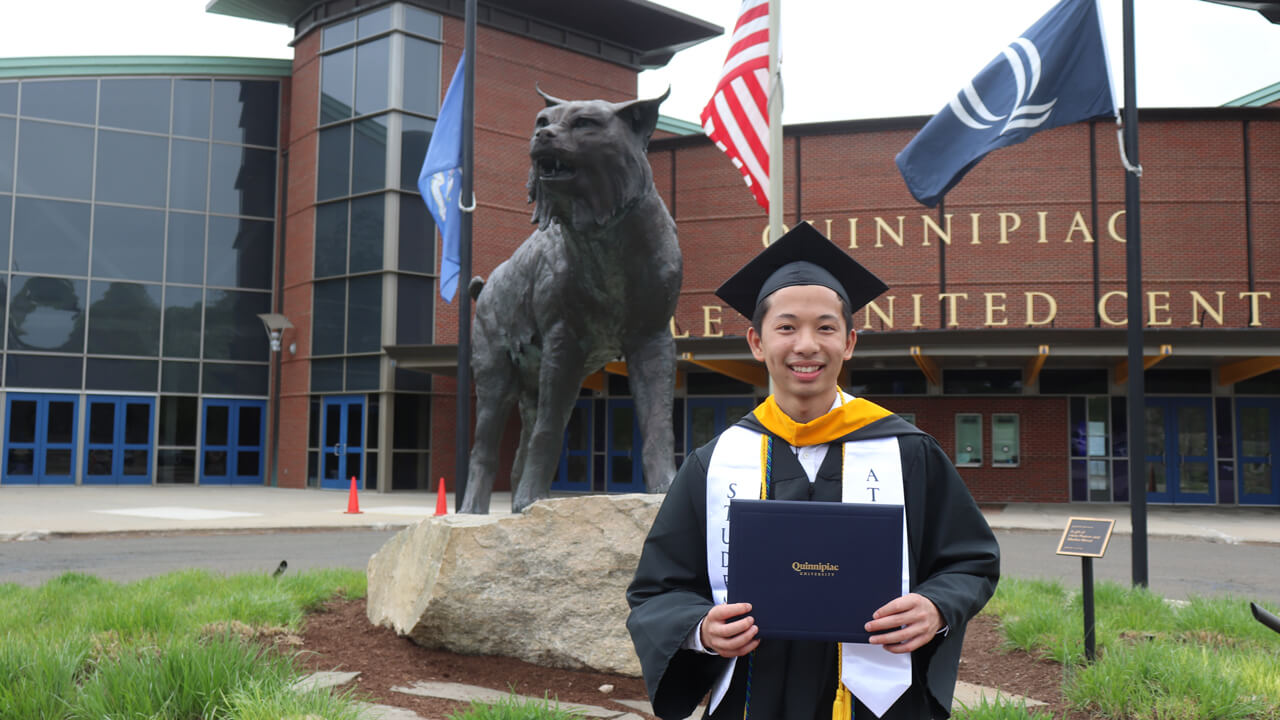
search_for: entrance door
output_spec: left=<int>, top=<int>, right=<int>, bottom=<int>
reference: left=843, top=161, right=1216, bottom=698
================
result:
left=1237, top=399, right=1280, bottom=505
left=320, top=395, right=364, bottom=490
left=687, top=397, right=757, bottom=453
left=3, top=394, right=77, bottom=485
left=1144, top=398, right=1214, bottom=504
left=605, top=399, right=644, bottom=493
left=553, top=399, right=593, bottom=492
left=83, top=396, right=154, bottom=485
left=201, top=400, right=266, bottom=485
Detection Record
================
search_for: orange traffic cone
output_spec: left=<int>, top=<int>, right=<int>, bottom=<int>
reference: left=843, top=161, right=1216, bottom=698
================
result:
left=344, top=476, right=362, bottom=514
left=434, top=477, right=448, bottom=516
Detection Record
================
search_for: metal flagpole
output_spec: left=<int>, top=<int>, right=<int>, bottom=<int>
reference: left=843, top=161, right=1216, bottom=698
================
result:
left=455, top=0, right=477, bottom=512
left=1122, top=0, right=1149, bottom=587
left=767, top=0, right=783, bottom=245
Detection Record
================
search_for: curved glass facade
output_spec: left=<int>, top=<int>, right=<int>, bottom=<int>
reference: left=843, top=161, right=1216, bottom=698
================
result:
left=0, top=72, right=281, bottom=484
left=308, top=3, right=442, bottom=490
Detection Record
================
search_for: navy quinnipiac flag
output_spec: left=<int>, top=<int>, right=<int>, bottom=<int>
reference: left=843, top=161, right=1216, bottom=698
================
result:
left=896, top=0, right=1115, bottom=207
left=418, top=52, right=466, bottom=302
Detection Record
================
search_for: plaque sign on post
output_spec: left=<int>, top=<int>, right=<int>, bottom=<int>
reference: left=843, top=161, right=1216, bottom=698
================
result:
left=1056, top=517, right=1116, bottom=662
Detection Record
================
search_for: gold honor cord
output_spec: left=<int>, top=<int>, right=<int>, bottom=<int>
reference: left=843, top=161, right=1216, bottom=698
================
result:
left=832, top=443, right=853, bottom=719
left=833, top=642, right=852, bottom=719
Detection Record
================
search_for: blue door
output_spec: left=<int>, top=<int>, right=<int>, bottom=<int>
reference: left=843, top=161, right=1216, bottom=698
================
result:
left=1237, top=399, right=1280, bottom=505
left=201, top=399, right=266, bottom=485
left=3, top=394, right=77, bottom=485
left=83, top=396, right=154, bottom=485
left=1144, top=398, right=1214, bottom=504
left=320, top=395, right=364, bottom=490
left=605, top=399, right=644, bottom=493
left=686, top=397, right=757, bottom=454
left=553, top=399, right=593, bottom=492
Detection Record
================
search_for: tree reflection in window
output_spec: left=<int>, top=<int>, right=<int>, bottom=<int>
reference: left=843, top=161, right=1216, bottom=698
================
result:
left=87, top=281, right=161, bottom=356
left=8, top=276, right=85, bottom=352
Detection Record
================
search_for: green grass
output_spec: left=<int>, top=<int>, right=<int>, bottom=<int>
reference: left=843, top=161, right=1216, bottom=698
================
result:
left=445, top=691, right=583, bottom=720
left=0, top=568, right=366, bottom=719
left=952, top=698, right=1055, bottom=720
left=975, top=577, right=1280, bottom=720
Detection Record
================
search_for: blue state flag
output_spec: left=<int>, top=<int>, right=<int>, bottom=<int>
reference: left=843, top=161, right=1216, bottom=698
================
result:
left=418, top=52, right=466, bottom=301
left=896, top=0, right=1115, bottom=207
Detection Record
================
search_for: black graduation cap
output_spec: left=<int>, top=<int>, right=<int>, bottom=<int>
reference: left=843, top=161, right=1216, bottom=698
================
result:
left=715, top=222, right=889, bottom=320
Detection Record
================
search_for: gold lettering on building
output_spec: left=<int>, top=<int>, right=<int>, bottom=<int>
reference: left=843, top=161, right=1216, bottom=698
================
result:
left=1240, top=291, right=1271, bottom=327
left=1147, top=291, right=1172, bottom=326
left=1025, top=291, right=1058, bottom=326
left=863, top=296, right=894, bottom=331
left=1064, top=211, right=1095, bottom=243
left=1037, top=211, right=1048, bottom=244
left=922, top=214, right=952, bottom=247
left=669, top=317, right=689, bottom=339
left=998, top=212, right=1020, bottom=244
left=875, top=216, right=905, bottom=247
left=847, top=217, right=859, bottom=249
left=970, top=213, right=981, bottom=245
left=762, top=223, right=791, bottom=247
left=940, top=293, right=968, bottom=328
left=702, top=305, right=724, bottom=337
left=1099, top=290, right=1127, bottom=326
left=688, top=288, right=1268, bottom=336
left=1107, top=210, right=1126, bottom=242
left=1189, top=291, right=1225, bottom=326
left=984, top=292, right=1008, bottom=327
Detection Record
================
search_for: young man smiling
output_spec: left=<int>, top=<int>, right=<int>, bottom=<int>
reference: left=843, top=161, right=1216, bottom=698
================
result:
left=627, top=223, right=1000, bottom=720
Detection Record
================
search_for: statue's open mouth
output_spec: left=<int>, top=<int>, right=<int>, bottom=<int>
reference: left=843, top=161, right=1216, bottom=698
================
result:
left=535, top=155, right=576, bottom=181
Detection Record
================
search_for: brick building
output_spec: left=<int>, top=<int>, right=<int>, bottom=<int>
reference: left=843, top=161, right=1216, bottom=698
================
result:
left=1, top=0, right=1277, bottom=507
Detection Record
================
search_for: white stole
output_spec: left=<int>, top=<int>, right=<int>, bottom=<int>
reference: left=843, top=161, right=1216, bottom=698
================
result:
left=705, top=428, right=912, bottom=717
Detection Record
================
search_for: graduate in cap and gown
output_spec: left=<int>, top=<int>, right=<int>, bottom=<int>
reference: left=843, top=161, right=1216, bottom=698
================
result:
left=626, top=223, right=1000, bottom=719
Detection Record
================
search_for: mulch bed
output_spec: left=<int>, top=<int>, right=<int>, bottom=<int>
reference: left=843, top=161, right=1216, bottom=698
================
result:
left=299, top=598, right=1091, bottom=719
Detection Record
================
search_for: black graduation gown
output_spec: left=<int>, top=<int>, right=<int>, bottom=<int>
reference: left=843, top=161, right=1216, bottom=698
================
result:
left=626, top=413, right=1000, bottom=720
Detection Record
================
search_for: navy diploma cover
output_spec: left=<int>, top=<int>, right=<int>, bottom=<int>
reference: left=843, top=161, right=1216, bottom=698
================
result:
left=726, top=498, right=903, bottom=643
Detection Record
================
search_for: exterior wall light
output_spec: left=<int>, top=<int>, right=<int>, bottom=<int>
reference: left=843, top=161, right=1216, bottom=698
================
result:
left=257, top=313, right=294, bottom=354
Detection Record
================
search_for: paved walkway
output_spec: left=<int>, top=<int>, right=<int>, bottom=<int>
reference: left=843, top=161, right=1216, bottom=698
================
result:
left=1, top=484, right=1277, bottom=544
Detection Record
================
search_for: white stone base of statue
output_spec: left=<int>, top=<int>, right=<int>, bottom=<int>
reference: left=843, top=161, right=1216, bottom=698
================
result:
left=366, top=493, right=663, bottom=677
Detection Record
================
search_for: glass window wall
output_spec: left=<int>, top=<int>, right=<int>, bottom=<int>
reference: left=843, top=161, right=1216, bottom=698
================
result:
left=172, top=80, right=211, bottom=139
left=0, top=82, right=16, bottom=115
left=212, top=80, right=279, bottom=148
left=207, top=216, right=273, bottom=290
left=87, top=281, right=161, bottom=356
left=13, top=197, right=90, bottom=275
left=169, top=139, right=209, bottom=211
left=20, top=79, right=96, bottom=125
left=99, top=78, right=171, bottom=134
left=92, top=205, right=165, bottom=281
left=1, top=73, right=279, bottom=398
left=166, top=212, right=206, bottom=285
left=8, top=275, right=86, bottom=353
left=163, top=285, right=203, bottom=358
left=0, top=196, right=11, bottom=268
left=95, top=130, right=168, bottom=207
left=16, top=120, right=93, bottom=200
left=0, top=116, right=14, bottom=194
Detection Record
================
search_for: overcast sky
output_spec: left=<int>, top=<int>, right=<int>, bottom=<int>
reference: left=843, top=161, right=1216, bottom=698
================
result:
left=2, top=1, right=1277, bottom=125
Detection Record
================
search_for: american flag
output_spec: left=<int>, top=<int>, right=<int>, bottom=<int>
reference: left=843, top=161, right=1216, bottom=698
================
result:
left=701, top=0, right=771, bottom=212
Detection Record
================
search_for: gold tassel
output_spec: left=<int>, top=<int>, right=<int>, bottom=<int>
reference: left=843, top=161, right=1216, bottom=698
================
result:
left=832, top=643, right=852, bottom=720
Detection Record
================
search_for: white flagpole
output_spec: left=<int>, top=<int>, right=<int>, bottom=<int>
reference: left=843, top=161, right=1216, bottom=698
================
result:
left=767, top=0, right=783, bottom=244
